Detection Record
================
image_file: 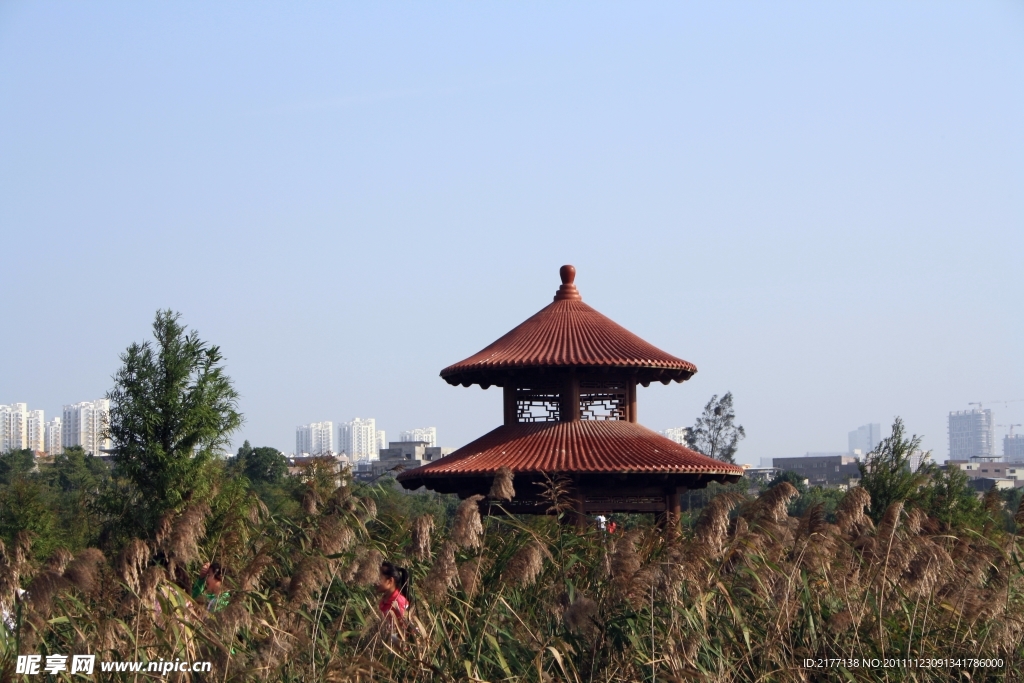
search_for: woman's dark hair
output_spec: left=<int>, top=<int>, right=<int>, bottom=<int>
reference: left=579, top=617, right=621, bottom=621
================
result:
left=380, top=561, right=411, bottom=600
left=209, top=562, right=226, bottom=582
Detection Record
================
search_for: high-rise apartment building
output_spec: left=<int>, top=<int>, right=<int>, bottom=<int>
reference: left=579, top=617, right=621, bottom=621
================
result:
left=660, top=427, right=689, bottom=446
left=296, top=421, right=334, bottom=456
left=948, top=409, right=996, bottom=461
left=848, top=423, right=882, bottom=455
left=0, top=403, right=28, bottom=452
left=399, top=427, right=437, bottom=447
left=339, top=418, right=385, bottom=460
left=45, top=418, right=62, bottom=456
left=1006, top=434, right=1024, bottom=462
left=62, top=399, right=111, bottom=455
left=25, top=410, right=45, bottom=453
left=1, top=404, right=48, bottom=453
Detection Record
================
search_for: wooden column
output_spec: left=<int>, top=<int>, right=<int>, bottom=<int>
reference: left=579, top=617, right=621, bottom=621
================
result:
left=666, top=486, right=681, bottom=537
left=560, top=372, right=580, bottom=422
left=628, top=374, right=637, bottom=423
left=656, top=486, right=681, bottom=536
left=574, top=486, right=588, bottom=530
left=503, top=385, right=517, bottom=426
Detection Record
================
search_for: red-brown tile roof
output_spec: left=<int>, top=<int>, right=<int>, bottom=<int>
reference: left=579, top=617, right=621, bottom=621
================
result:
left=441, top=265, right=697, bottom=387
left=395, top=421, right=744, bottom=485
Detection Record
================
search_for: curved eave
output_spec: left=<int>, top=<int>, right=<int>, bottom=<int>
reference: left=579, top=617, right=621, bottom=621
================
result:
left=396, top=421, right=745, bottom=491
left=440, top=364, right=695, bottom=389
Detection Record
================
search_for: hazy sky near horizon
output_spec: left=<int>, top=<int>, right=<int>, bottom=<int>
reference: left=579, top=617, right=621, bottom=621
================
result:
left=2, top=2, right=1022, bottom=462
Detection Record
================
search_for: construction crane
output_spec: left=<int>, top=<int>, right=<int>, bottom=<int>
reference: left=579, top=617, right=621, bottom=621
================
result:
left=968, top=399, right=1024, bottom=410
left=1000, top=424, right=1023, bottom=437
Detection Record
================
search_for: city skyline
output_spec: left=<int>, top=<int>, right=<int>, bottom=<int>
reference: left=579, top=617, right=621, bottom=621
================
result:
left=1, top=3, right=1021, bottom=461
left=7, top=392, right=1024, bottom=464
left=1, top=399, right=111, bottom=456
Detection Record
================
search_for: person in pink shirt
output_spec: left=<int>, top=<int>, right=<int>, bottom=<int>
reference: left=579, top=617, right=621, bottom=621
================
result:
left=377, top=561, right=411, bottom=638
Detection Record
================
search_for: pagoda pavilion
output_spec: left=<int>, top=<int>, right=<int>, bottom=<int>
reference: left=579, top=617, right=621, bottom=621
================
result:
left=396, top=265, right=744, bottom=520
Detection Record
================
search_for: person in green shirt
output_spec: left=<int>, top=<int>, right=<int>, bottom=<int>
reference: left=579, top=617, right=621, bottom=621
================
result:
left=192, top=562, right=230, bottom=613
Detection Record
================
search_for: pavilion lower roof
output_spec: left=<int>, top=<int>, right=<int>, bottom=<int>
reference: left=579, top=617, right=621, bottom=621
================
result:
left=395, top=420, right=745, bottom=485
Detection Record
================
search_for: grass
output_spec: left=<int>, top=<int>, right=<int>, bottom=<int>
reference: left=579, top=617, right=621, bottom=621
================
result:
left=2, top=471, right=1023, bottom=682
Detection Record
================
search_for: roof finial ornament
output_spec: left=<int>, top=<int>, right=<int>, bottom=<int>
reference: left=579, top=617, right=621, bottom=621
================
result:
left=554, top=264, right=582, bottom=301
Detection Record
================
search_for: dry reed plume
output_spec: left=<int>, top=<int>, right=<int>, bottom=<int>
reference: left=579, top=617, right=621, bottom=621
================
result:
left=409, top=514, right=435, bottom=561
left=451, top=494, right=485, bottom=549
left=489, top=466, right=516, bottom=501
left=7, top=473, right=1024, bottom=683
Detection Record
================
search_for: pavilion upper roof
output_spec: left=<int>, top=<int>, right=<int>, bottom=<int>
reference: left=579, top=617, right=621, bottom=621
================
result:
left=440, top=265, right=697, bottom=388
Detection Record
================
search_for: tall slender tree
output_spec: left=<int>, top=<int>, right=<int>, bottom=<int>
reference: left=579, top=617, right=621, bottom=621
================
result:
left=858, top=417, right=930, bottom=523
left=106, top=310, right=242, bottom=533
left=685, top=392, right=746, bottom=464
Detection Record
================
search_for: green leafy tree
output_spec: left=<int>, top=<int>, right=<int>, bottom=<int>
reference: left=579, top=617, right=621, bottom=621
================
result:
left=857, top=417, right=929, bottom=523
left=0, top=448, right=36, bottom=485
left=685, top=392, right=746, bottom=464
left=766, top=469, right=809, bottom=496
left=106, top=310, right=242, bottom=533
left=236, top=440, right=288, bottom=484
left=0, top=477, right=58, bottom=556
left=919, top=463, right=986, bottom=531
left=789, top=486, right=846, bottom=521
left=50, top=446, right=109, bottom=493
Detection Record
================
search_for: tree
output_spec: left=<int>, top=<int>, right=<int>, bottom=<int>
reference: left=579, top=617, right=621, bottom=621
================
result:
left=857, top=417, right=929, bottom=523
left=50, top=446, right=109, bottom=493
left=0, top=477, right=58, bottom=555
left=0, top=448, right=36, bottom=485
left=685, top=392, right=746, bottom=464
left=106, top=310, right=242, bottom=532
left=236, top=440, right=288, bottom=484
left=766, top=470, right=808, bottom=496
left=919, top=463, right=986, bottom=531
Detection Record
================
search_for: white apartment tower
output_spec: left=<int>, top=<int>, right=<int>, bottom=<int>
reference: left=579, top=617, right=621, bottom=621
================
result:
left=948, top=409, right=996, bottom=461
left=339, top=418, right=385, bottom=460
left=848, top=423, right=882, bottom=455
left=0, top=403, right=28, bottom=452
left=45, top=418, right=63, bottom=456
left=62, top=399, right=111, bottom=455
left=660, top=427, right=689, bottom=446
left=1, top=404, right=47, bottom=453
left=399, top=427, right=437, bottom=447
left=296, top=421, right=335, bottom=456
left=25, top=410, right=45, bottom=453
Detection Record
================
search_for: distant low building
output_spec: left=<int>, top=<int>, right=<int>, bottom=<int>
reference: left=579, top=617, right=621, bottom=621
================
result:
left=286, top=453, right=350, bottom=482
left=968, top=477, right=1017, bottom=493
left=773, top=453, right=860, bottom=487
left=947, top=460, right=1024, bottom=487
left=372, top=440, right=454, bottom=478
left=743, top=467, right=781, bottom=485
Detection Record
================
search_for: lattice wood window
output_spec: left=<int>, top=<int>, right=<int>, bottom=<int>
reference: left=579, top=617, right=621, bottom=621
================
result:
left=516, top=385, right=561, bottom=422
left=579, top=380, right=627, bottom=420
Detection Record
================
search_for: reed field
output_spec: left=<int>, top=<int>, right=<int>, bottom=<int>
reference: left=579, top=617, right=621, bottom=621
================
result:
left=2, top=459, right=1023, bottom=682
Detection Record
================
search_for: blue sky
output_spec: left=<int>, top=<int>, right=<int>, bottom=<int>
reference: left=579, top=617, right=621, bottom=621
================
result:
left=2, top=2, right=1022, bottom=461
